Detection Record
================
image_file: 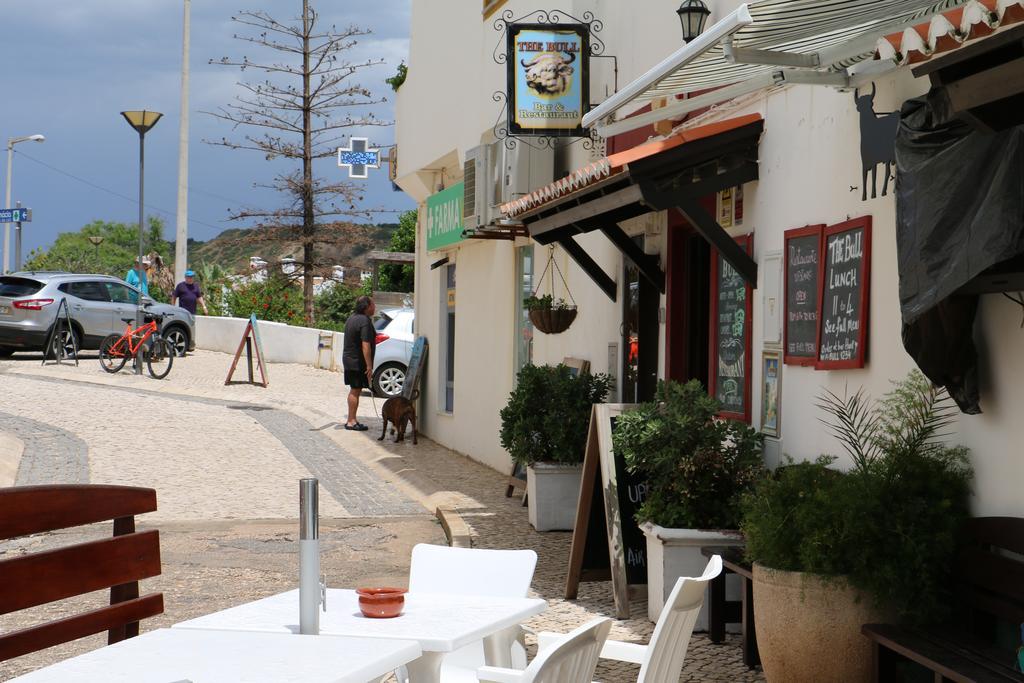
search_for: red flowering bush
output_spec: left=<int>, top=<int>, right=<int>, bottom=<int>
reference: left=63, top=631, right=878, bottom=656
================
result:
left=227, top=276, right=303, bottom=324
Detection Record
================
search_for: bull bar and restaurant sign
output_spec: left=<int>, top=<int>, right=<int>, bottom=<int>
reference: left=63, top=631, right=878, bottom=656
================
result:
left=426, top=181, right=465, bottom=251
left=507, top=23, right=589, bottom=137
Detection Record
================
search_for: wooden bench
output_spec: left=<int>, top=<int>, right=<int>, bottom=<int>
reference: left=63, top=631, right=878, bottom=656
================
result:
left=862, top=517, right=1024, bottom=682
left=0, top=484, right=164, bottom=661
left=701, top=544, right=760, bottom=669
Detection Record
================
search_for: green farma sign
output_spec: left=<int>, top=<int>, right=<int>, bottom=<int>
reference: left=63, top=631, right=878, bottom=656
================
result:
left=426, top=182, right=465, bottom=251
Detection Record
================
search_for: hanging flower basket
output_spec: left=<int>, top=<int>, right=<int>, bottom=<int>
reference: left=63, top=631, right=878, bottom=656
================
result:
left=529, top=306, right=578, bottom=334
left=526, top=247, right=579, bottom=335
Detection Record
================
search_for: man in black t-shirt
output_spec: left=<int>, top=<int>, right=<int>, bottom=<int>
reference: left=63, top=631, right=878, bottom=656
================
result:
left=342, top=295, right=376, bottom=431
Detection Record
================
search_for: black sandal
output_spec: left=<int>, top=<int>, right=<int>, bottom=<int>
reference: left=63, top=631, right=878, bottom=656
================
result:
left=344, top=423, right=369, bottom=431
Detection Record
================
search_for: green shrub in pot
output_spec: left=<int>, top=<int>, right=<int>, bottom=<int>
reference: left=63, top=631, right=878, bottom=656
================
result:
left=613, top=379, right=765, bottom=530
left=741, top=370, right=973, bottom=624
left=499, top=364, right=613, bottom=466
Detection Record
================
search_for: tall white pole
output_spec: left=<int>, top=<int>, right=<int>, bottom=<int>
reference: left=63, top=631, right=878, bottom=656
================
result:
left=174, top=0, right=192, bottom=284
left=4, top=142, right=13, bottom=274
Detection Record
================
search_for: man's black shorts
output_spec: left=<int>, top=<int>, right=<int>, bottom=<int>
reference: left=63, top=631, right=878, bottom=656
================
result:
left=344, top=368, right=370, bottom=389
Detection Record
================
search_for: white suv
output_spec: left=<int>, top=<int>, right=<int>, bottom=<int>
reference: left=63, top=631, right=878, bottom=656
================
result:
left=372, top=308, right=414, bottom=397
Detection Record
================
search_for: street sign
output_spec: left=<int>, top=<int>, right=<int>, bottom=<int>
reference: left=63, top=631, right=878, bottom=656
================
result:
left=337, top=138, right=380, bottom=179
left=0, top=208, right=31, bottom=222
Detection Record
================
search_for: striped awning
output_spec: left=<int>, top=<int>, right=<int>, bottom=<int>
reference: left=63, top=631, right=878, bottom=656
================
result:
left=875, top=0, right=1024, bottom=64
left=636, top=0, right=972, bottom=101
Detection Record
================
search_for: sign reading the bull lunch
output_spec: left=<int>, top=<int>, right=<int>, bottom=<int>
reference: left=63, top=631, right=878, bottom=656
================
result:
left=816, top=216, right=871, bottom=370
left=507, top=23, right=589, bottom=136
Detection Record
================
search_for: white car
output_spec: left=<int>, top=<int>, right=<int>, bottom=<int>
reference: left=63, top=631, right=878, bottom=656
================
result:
left=372, top=308, right=414, bottom=397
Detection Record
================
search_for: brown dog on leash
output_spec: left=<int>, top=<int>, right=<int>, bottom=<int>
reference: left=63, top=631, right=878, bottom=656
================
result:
left=378, top=396, right=417, bottom=444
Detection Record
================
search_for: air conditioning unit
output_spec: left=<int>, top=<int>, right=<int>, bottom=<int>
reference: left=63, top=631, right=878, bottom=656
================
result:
left=464, top=142, right=553, bottom=229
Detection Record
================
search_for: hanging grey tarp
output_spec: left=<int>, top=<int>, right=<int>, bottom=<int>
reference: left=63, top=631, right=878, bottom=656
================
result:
left=895, top=91, right=1024, bottom=413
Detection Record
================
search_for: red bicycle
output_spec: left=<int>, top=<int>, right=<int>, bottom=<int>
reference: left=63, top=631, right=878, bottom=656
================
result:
left=98, top=312, right=174, bottom=379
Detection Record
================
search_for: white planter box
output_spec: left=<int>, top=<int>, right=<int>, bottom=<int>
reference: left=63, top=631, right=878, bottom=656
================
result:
left=641, top=522, right=744, bottom=629
left=526, top=462, right=583, bottom=532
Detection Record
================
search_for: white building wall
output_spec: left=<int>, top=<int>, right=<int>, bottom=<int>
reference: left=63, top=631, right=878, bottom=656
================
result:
left=396, top=1, right=1024, bottom=518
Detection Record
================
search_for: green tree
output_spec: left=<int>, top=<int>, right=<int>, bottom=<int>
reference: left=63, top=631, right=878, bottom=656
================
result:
left=25, top=218, right=171, bottom=278
left=377, top=210, right=415, bottom=293
left=314, top=279, right=371, bottom=331
left=195, top=262, right=231, bottom=316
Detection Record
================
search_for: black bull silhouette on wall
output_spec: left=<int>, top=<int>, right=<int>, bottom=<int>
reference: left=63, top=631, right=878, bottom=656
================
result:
left=856, top=84, right=900, bottom=201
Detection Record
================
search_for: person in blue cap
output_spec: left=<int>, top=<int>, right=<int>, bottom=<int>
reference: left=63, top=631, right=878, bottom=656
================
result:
left=172, top=269, right=208, bottom=315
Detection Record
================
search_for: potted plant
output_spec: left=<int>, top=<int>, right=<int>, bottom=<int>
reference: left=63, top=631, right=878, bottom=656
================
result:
left=613, top=379, right=765, bottom=624
left=741, top=371, right=973, bottom=682
left=524, top=294, right=577, bottom=335
left=500, top=363, right=612, bottom=531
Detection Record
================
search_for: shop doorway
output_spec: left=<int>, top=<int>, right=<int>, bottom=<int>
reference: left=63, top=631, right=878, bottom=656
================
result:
left=622, top=236, right=660, bottom=403
left=665, top=214, right=711, bottom=388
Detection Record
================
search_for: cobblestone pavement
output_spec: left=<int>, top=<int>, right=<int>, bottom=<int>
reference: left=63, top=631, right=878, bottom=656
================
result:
left=0, top=351, right=762, bottom=681
left=0, top=411, right=87, bottom=485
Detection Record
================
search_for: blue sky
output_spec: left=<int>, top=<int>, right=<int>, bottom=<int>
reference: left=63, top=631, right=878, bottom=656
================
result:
left=1, top=0, right=413, bottom=259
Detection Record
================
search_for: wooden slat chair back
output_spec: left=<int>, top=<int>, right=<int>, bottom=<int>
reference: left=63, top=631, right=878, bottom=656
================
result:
left=953, top=517, right=1024, bottom=655
left=0, top=485, right=164, bottom=662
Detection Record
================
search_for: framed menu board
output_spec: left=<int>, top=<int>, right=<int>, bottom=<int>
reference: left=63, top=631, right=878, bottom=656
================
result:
left=783, top=225, right=824, bottom=365
left=816, top=217, right=871, bottom=369
left=709, top=235, right=753, bottom=422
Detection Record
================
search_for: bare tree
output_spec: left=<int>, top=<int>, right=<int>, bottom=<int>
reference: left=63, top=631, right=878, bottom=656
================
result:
left=206, top=0, right=388, bottom=324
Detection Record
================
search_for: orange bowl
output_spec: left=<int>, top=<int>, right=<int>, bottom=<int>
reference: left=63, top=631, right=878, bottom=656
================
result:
left=356, top=587, right=407, bottom=618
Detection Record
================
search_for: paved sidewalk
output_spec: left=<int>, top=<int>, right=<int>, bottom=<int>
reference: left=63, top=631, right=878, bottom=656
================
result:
left=0, top=350, right=762, bottom=681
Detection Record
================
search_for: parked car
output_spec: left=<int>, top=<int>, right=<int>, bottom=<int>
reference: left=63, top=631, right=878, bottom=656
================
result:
left=0, top=272, right=196, bottom=358
left=372, top=308, right=414, bottom=397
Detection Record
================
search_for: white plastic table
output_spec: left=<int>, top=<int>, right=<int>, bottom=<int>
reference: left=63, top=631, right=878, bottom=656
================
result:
left=7, top=628, right=422, bottom=683
left=173, top=589, right=547, bottom=683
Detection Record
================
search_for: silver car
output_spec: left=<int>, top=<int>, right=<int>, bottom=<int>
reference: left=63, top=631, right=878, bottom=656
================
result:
left=0, top=272, right=196, bottom=358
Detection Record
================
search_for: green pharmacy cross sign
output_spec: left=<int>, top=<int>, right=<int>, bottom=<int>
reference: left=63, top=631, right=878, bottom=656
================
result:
left=337, top=138, right=381, bottom=179
left=426, top=182, right=465, bottom=251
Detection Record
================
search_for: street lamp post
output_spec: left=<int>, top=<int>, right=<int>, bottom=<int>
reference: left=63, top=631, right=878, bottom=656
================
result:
left=120, top=110, right=162, bottom=374
left=87, top=235, right=104, bottom=270
left=4, top=134, right=45, bottom=274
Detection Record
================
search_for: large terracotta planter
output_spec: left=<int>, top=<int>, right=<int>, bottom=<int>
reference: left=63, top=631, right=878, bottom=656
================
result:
left=641, top=522, right=744, bottom=627
left=752, top=564, right=888, bottom=683
left=526, top=462, right=583, bottom=531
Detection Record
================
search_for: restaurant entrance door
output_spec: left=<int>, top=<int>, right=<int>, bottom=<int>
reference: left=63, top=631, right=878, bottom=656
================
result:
left=622, top=235, right=659, bottom=403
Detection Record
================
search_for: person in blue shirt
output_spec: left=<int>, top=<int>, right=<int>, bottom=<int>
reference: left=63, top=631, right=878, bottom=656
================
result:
left=125, top=257, right=150, bottom=296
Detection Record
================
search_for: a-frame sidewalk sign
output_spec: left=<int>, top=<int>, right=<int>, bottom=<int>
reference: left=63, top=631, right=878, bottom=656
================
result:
left=225, top=313, right=269, bottom=387
left=41, top=298, right=79, bottom=367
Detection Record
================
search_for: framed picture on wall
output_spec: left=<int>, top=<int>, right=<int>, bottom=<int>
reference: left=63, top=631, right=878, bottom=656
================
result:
left=761, top=350, right=781, bottom=438
left=563, top=357, right=591, bottom=377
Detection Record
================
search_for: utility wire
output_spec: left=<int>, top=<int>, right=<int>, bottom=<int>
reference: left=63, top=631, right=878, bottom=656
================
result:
left=13, top=149, right=229, bottom=233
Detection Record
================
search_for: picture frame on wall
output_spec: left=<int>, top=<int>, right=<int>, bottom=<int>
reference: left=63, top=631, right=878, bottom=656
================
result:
left=563, top=357, right=591, bottom=377
left=761, top=350, right=781, bottom=438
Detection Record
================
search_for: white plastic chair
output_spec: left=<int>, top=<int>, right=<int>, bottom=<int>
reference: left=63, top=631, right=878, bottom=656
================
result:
left=401, top=544, right=538, bottom=683
left=537, top=555, right=723, bottom=683
left=477, top=617, right=612, bottom=683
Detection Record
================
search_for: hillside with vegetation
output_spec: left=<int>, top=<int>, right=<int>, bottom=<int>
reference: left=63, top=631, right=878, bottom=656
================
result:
left=179, top=222, right=399, bottom=276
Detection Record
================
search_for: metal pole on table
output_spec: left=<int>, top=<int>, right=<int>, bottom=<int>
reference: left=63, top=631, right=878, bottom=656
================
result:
left=299, top=477, right=321, bottom=635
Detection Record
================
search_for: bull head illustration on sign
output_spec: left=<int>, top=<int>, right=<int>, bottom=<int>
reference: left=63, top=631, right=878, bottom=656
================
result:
left=521, top=51, right=575, bottom=96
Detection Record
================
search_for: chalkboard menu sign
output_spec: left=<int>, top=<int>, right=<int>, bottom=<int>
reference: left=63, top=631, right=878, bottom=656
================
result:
left=783, top=225, right=824, bottom=365
left=566, top=404, right=646, bottom=619
left=710, top=235, right=753, bottom=422
left=817, top=217, right=871, bottom=369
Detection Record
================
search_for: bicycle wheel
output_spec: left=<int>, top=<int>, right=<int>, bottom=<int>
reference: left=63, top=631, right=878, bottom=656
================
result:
left=98, top=334, right=128, bottom=373
left=146, top=337, right=174, bottom=380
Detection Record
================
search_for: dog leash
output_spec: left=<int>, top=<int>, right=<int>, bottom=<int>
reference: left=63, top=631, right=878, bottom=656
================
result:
left=369, top=390, right=380, bottom=420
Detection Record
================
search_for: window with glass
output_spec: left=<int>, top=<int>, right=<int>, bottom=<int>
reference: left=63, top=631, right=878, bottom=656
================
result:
left=514, top=246, right=535, bottom=376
